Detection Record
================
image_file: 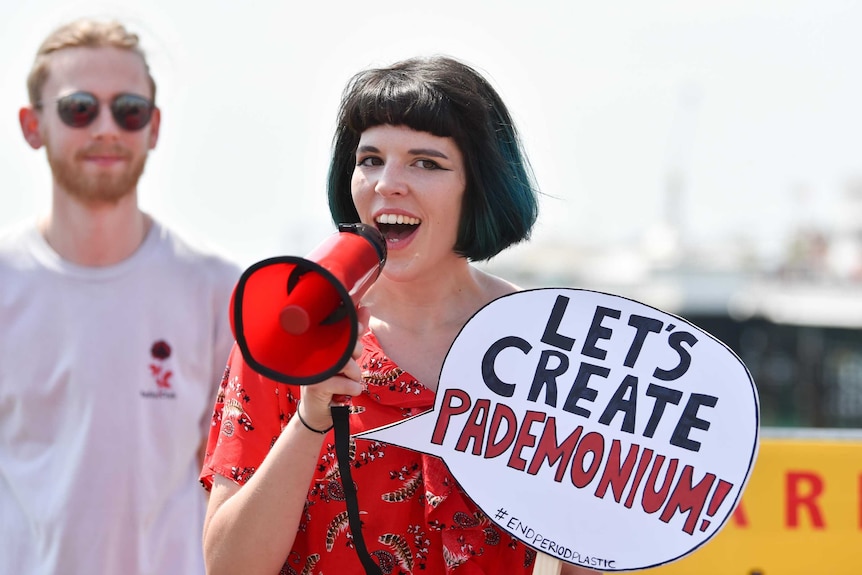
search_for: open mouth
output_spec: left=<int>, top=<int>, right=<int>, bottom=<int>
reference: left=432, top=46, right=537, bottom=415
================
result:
left=375, top=213, right=421, bottom=243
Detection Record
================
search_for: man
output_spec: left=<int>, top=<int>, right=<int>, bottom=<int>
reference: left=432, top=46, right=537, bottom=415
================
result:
left=0, top=19, right=241, bottom=574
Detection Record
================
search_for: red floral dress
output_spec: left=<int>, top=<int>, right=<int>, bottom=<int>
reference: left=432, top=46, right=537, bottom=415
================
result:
left=201, top=331, right=537, bottom=574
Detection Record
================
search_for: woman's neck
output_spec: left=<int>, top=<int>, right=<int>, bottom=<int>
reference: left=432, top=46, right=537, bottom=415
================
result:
left=360, top=264, right=519, bottom=390
left=365, top=265, right=485, bottom=334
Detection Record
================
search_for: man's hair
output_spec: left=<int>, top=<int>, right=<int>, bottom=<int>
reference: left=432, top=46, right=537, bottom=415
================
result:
left=327, top=55, right=539, bottom=262
left=27, top=18, right=156, bottom=105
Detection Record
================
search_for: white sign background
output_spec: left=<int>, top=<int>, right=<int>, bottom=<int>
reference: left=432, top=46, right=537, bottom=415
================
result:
left=359, top=288, right=759, bottom=571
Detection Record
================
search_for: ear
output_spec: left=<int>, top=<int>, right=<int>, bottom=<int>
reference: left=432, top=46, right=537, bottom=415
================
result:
left=19, top=107, right=44, bottom=150
left=147, top=106, right=161, bottom=150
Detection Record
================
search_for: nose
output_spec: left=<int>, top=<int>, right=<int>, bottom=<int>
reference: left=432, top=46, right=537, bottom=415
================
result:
left=374, top=163, right=408, bottom=197
left=90, top=104, right=120, bottom=140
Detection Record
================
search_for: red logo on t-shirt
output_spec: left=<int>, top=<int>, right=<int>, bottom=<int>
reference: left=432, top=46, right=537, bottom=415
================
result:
left=149, top=340, right=173, bottom=389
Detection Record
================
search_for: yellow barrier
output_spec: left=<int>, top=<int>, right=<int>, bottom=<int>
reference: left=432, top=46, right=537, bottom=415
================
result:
left=642, top=429, right=862, bottom=575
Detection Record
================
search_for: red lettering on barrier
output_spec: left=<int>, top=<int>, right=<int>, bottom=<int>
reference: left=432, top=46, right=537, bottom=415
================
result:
left=859, top=474, right=862, bottom=530
left=731, top=501, right=749, bottom=527
left=786, top=471, right=825, bottom=528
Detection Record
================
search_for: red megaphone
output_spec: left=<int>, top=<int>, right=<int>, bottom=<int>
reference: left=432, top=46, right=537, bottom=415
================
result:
left=230, top=223, right=386, bottom=385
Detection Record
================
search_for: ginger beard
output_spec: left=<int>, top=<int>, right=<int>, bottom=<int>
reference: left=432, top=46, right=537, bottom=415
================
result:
left=45, top=139, right=147, bottom=205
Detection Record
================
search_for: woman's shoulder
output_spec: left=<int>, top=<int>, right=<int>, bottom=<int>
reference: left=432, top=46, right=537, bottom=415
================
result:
left=474, top=267, right=521, bottom=301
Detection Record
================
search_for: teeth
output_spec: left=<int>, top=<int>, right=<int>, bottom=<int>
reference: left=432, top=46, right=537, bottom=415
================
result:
left=376, top=214, right=420, bottom=225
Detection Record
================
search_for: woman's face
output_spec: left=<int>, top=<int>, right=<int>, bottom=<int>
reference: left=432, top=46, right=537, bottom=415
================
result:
left=351, top=124, right=467, bottom=279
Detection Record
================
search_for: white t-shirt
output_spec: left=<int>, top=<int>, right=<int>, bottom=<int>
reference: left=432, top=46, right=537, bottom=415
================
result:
left=0, top=219, right=241, bottom=575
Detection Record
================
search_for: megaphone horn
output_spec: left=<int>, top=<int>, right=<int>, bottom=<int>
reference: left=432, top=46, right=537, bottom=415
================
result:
left=230, top=223, right=386, bottom=385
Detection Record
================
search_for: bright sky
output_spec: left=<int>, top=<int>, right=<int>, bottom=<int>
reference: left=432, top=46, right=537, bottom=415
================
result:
left=2, top=0, right=860, bottom=269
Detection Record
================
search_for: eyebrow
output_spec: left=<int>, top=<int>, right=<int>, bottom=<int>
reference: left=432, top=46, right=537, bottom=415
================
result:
left=356, top=145, right=450, bottom=160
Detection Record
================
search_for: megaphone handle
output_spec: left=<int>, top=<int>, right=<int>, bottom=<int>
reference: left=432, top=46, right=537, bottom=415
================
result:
left=332, top=405, right=383, bottom=574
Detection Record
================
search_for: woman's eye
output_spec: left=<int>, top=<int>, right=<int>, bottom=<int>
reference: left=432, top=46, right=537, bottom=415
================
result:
left=415, top=159, right=440, bottom=170
left=357, top=156, right=383, bottom=167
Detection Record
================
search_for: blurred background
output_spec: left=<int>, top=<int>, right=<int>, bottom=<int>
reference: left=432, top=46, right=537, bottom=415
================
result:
left=2, top=0, right=861, bottom=429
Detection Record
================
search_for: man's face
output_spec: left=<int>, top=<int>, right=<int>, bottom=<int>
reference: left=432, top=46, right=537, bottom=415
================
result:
left=35, top=46, right=160, bottom=205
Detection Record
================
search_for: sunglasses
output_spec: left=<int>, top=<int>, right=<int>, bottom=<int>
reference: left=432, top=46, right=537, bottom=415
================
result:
left=37, top=91, right=154, bottom=131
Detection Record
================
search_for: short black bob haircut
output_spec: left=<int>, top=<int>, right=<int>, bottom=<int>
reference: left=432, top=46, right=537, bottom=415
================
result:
left=327, top=55, right=539, bottom=262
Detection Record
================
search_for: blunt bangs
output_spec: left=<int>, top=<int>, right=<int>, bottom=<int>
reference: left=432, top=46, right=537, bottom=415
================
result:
left=342, top=73, right=465, bottom=144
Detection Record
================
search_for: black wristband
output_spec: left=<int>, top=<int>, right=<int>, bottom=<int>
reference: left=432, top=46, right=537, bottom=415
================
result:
left=296, top=401, right=333, bottom=434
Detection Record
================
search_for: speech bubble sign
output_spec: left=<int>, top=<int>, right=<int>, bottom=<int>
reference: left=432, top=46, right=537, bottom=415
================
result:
left=358, top=288, right=759, bottom=571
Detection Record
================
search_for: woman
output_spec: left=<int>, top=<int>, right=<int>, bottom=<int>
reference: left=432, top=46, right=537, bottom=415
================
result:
left=201, top=56, right=597, bottom=575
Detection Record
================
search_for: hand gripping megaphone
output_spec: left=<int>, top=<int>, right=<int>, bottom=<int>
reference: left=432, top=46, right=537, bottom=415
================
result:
left=230, top=223, right=387, bottom=385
